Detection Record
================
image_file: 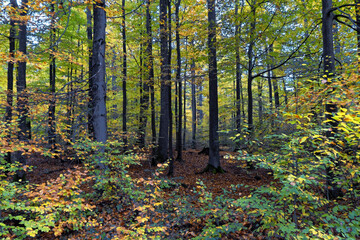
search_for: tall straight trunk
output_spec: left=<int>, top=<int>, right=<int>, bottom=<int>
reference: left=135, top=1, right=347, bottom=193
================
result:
left=156, top=0, right=170, bottom=163
left=15, top=0, right=30, bottom=181
left=198, top=84, right=203, bottom=125
left=267, top=58, right=274, bottom=127
left=235, top=0, right=242, bottom=134
left=269, top=44, right=280, bottom=110
left=48, top=2, right=56, bottom=150
left=6, top=0, right=18, bottom=163
left=191, top=60, right=196, bottom=149
left=87, top=6, right=94, bottom=138
left=183, top=59, right=187, bottom=150
left=139, top=28, right=150, bottom=148
left=322, top=0, right=339, bottom=199
left=247, top=3, right=256, bottom=135
left=139, top=37, right=145, bottom=146
left=92, top=0, right=107, bottom=169
left=168, top=0, right=173, bottom=159
left=175, top=0, right=182, bottom=161
left=258, top=79, right=263, bottom=126
left=207, top=0, right=221, bottom=170
left=282, top=78, right=288, bottom=109
left=122, top=0, right=127, bottom=147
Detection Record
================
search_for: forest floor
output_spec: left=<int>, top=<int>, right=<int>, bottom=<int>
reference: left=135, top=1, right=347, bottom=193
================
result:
left=23, top=148, right=274, bottom=239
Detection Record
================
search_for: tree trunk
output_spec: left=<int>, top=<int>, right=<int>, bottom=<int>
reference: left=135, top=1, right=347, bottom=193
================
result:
left=92, top=0, right=107, bottom=168
left=139, top=1, right=152, bottom=148
left=122, top=0, right=127, bottom=147
left=87, top=6, right=94, bottom=139
left=175, top=0, right=182, bottom=161
left=356, top=0, right=360, bottom=69
left=247, top=3, right=256, bottom=135
left=207, top=0, right=221, bottom=170
left=258, top=78, right=263, bottom=127
left=5, top=0, right=18, bottom=164
left=322, top=0, right=339, bottom=199
left=183, top=58, right=187, bottom=150
left=156, top=0, right=170, bottom=164
left=268, top=44, right=280, bottom=112
left=191, top=60, right=196, bottom=149
left=168, top=0, right=173, bottom=160
left=145, top=0, right=156, bottom=144
left=235, top=0, right=242, bottom=134
left=48, top=1, right=56, bottom=151
left=15, top=0, right=30, bottom=181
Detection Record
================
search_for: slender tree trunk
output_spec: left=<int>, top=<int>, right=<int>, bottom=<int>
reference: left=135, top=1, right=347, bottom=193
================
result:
left=5, top=0, right=18, bottom=164
left=48, top=1, right=56, bottom=151
left=183, top=59, right=187, bottom=150
left=156, top=0, right=170, bottom=164
left=198, top=83, right=203, bottom=128
left=282, top=78, right=288, bottom=109
left=122, top=0, right=127, bottom=147
left=235, top=0, right=242, bottom=134
left=87, top=6, right=94, bottom=139
left=168, top=0, right=173, bottom=160
left=175, top=0, right=182, bottom=161
left=258, top=79, right=263, bottom=126
left=247, top=3, right=256, bottom=135
left=92, top=0, right=107, bottom=168
left=269, top=44, right=280, bottom=111
left=15, top=0, right=30, bottom=181
left=191, top=60, right=196, bottom=149
left=139, top=30, right=150, bottom=148
left=144, top=0, right=156, bottom=144
left=207, top=0, right=221, bottom=170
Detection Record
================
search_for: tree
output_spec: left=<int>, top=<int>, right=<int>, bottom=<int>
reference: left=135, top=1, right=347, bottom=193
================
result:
left=175, top=0, right=182, bottom=161
left=48, top=0, right=56, bottom=151
left=322, top=0, right=340, bottom=199
left=91, top=0, right=107, bottom=168
left=5, top=0, right=18, bottom=163
left=121, top=0, right=127, bottom=147
left=87, top=5, right=94, bottom=138
left=14, top=0, right=31, bottom=181
left=156, top=0, right=170, bottom=164
left=206, top=0, right=221, bottom=172
left=138, top=0, right=152, bottom=148
left=191, top=60, right=197, bottom=149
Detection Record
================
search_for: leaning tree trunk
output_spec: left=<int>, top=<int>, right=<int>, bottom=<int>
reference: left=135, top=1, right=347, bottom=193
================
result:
left=15, top=0, right=30, bottom=181
left=92, top=0, right=107, bottom=169
left=206, top=0, right=221, bottom=172
left=5, top=0, right=18, bottom=164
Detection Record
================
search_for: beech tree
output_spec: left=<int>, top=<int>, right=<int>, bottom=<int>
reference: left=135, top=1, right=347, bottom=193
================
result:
left=206, top=0, right=221, bottom=172
left=91, top=0, right=107, bottom=167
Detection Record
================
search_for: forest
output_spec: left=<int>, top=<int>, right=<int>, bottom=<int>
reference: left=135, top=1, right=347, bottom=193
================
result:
left=0, top=0, right=360, bottom=239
